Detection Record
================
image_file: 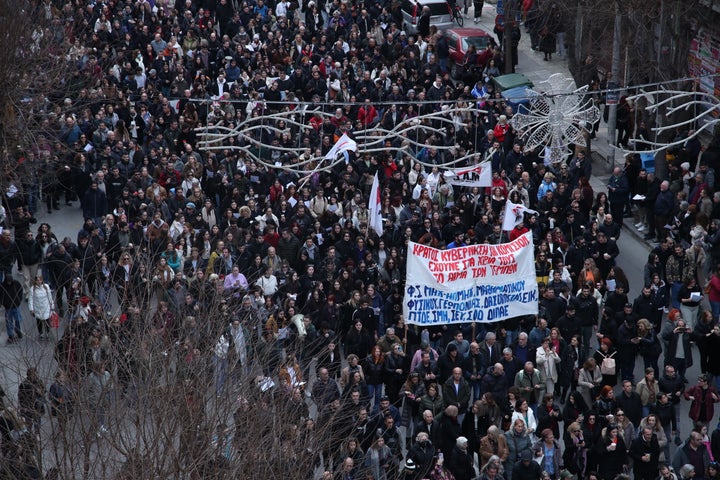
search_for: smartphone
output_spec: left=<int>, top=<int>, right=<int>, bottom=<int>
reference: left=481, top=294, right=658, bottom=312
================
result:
left=438, top=453, right=444, bottom=463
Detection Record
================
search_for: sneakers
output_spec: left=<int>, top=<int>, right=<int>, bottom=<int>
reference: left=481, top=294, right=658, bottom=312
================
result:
left=637, top=226, right=646, bottom=232
left=97, top=425, right=109, bottom=437
left=634, top=222, right=643, bottom=228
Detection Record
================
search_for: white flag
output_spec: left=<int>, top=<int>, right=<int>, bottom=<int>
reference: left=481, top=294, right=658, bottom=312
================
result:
left=369, top=172, right=384, bottom=236
left=502, top=200, right=538, bottom=231
left=324, top=133, right=357, bottom=160
left=444, top=161, right=493, bottom=187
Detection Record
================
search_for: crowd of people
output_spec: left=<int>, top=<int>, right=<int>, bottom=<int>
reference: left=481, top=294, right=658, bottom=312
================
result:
left=1, top=0, right=720, bottom=479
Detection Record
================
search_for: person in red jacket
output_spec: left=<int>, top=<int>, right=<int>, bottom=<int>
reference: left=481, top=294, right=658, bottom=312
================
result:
left=509, top=220, right=529, bottom=242
left=684, top=374, right=720, bottom=423
left=357, top=99, right=378, bottom=129
left=493, top=115, right=511, bottom=145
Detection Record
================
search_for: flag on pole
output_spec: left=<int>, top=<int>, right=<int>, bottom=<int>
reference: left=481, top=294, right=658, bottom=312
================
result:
left=502, top=200, right=538, bottom=231
left=444, top=161, right=493, bottom=187
left=369, top=172, right=384, bottom=236
left=324, top=133, right=357, bottom=160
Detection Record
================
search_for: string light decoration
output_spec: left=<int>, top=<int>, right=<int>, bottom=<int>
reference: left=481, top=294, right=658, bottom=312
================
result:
left=621, top=88, right=720, bottom=154
left=509, top=73, right=601, bottom=165
left=195, top=102, right=488, bottom=177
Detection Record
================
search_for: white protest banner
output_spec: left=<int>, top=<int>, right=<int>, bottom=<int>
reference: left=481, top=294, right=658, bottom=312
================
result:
left=444, top=161, right=492, bottom=188
left=403, top=232, right=538, bottom=325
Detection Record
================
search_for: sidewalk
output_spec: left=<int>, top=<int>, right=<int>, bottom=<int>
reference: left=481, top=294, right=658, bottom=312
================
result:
left=471, top=4, right=654, bottom=248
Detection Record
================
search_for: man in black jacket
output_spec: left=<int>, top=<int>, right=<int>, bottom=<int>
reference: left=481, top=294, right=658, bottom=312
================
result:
left=629, top=427, right=661, bottom=480
left=512, top=450, right=543, bottom=480
left=571, top=285, right=599, bottom=359
left=1, top=275, right=24, bottom=343
left=615, top=380, right=644, bottom=427
left=15, top=230, right=42, bottom=297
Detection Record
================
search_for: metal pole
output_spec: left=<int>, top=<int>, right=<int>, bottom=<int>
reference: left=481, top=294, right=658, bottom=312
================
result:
left=575, top=0, right=583, bottom=65
left=606, top=0, right=621, bottom=172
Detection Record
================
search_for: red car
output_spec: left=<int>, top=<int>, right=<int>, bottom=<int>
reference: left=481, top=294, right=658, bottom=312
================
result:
left=446, top=28, right=494, bottom=79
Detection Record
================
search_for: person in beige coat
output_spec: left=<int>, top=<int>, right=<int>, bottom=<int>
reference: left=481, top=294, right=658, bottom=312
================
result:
left=479, top=425, right=508, bottom=469
left=636, top=367, right=660, bottom=417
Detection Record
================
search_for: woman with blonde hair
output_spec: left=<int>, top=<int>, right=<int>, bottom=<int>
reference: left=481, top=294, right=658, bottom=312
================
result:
left=563, top=421, right=588, bottom=477
left=578, top=259, right=601, bottom=290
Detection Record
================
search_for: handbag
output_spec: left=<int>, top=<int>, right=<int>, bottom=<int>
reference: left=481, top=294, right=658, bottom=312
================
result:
left=49, top=311, right=60, bottom=329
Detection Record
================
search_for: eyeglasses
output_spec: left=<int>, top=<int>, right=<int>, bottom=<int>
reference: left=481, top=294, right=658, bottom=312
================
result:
left=616, top=413, right=624, bottom=416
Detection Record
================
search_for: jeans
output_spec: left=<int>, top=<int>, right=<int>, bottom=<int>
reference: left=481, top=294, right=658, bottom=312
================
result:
left=368, top=383, right=383, bottom=407
left=439, top=57, right=448, bottom=74
left=710, top=300, right=720, bottom=322
left=670, top=282, right=682, bottom=309
left=580, top=326, right=593, bottom=359
left=5, top=307, right=22, bottom=338
left=620, top=357, right=636, bottom=383
left=662, top=425, right=672, bottom=462
left=469, top=379, right=482, bottom=402
left=214, top=355, right=228, bottom=395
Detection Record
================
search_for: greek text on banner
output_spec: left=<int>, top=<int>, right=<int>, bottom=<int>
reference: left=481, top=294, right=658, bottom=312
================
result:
left=403, top=232, right=538, bottom=325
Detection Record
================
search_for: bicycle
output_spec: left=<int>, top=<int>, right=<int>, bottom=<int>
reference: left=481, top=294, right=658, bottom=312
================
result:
left=452, top=4, right=464, bottom=26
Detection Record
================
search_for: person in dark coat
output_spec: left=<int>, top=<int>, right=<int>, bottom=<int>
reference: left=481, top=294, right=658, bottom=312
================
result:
left=595, top=423, right=628, bottom=480
left=536, top=393, right=564, bottom=439
left=512, top=449, right=543, bottom=480
left=538, top=22, right=556, bottom=61
left=443, top=367, right=471, bottom=416
left=15, top=230, right=42, bottom=297
left=437, top=405, right=462, bottom=458
left=416, top=6, right=431, bottom=39
left=481, top=363, right=508, bottom=401
left=629, top=426, right=661, bottom=480
left=662, top=319, right=694, bottom=382
left=17, top=367, right=45, bottom=435
left=437, top=344, right=463, bottom=385
left=447, top=436, right=474, bottom=480
left=407, top=431, right=436, bottom=478
left=1, top=274, right=24, bottom=343
left=82, top=181, right=108, bottom=225
left=462, top=399, right=490, bottom=456
left=615, top=379, right=644, bottom=428
left=684, top=374, right=720, bottom=424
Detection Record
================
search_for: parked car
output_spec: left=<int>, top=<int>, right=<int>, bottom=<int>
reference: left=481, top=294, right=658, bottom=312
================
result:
left=446, top=28, right=494, bottom=79
left=491, top=73, right=534, bottom=113
left=400, top=0, right=455, bottom=35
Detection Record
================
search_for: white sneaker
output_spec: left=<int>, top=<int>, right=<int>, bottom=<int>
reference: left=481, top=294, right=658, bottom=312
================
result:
left=637, top=226, right=646, bottom=232
left=634, top=222, right=643, bottom=228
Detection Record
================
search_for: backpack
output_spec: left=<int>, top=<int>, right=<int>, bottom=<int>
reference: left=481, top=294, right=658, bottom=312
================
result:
left=600, top=352, right=616, bottom=375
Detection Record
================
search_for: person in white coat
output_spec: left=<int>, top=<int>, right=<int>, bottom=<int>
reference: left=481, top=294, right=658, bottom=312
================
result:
left=29, top=274, right=54, bottom=339
left=536, top=338, right=561, bottom=397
